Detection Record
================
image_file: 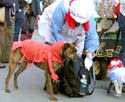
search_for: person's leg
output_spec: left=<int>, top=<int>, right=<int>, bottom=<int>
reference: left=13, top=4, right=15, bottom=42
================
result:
left=118, top=13, right=125, bottom=66
left=0, top=24, right=5, bottom=67
left=2, top=20, right=14, bottom=63
left=13, top=8, right=25, bottom=41
left=0, top=64, right=6, bottom=68
left=27, top=14, right=36, bottom=39
left=0, top=45, right=6, bottom=68
left=20, top=14, right=28, bottom=41
left=119, top=33, right=125, bottom=66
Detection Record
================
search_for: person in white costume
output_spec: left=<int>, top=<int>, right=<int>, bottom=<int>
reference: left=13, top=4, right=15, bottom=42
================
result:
left=32, top=0, right=99, bottom=71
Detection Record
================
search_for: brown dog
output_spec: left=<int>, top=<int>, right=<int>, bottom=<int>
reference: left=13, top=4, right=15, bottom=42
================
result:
left=5, top=40, right=77, bottom=101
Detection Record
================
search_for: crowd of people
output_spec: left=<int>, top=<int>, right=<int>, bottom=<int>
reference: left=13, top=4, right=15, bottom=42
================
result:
left=0, top=0, right=43, bottom=68
left=0, top=0, right=124, bottom=75
left=0, top=0, right=97, bottom=70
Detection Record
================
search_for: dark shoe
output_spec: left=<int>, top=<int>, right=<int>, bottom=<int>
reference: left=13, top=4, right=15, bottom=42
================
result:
left=0, top=64, right=6, bottom=69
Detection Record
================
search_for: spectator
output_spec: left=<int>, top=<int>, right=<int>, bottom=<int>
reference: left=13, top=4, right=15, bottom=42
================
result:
left=118, top=0, right=125, bottom=66
left=0, top=0, right=15, bottom=66
left=20, top=0, right=42, bottom=41
left=32, top=0, right=99, bottom=71
left=13, top=0, right=26, bottom=41
left=42, top=0, right=56, bottom=12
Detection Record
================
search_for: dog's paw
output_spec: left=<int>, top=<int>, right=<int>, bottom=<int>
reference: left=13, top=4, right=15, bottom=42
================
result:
left=50, top=96, right=57, bottom=101
left=15, top=85, right=19, bottom=89
left=43, top=87, right=46, bottom=91
left=5, top=89, right=11, bottom=93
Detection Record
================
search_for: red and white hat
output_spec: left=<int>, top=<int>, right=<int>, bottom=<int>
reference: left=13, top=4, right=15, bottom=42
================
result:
left=65, top=0, right=95, bottom=31
left=69, top=0, right=95, bottom=24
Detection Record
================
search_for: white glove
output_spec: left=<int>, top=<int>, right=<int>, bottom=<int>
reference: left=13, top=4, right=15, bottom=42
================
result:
left=84, top=56, right=93, bottom=71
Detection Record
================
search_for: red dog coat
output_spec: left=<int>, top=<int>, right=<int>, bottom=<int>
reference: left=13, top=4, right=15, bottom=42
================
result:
left=12, top=40, right=65, bottom=80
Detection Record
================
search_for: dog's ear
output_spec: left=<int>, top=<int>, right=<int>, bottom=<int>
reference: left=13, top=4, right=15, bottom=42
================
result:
left=72, top=39, right=78, bottom=46
left=63, top=43, right=70, bottom=50
left=63, top=39, right=78, bottom=50
left=60, top=43, right=70, bottom=59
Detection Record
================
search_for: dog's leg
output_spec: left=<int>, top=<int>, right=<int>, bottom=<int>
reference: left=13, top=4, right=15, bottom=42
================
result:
left=14, top=61, right=27, bottom=89
left=43, top=72, right=48, bottom=91
left=44, top=72, right=52, bottom=94
left=46, top=73, right=57, bottom=101
left=5, top=53, right=18, bottom=93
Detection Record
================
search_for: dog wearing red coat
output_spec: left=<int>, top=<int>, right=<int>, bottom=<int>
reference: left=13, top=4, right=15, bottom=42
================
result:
left=5, top=39, right=77, bottom=100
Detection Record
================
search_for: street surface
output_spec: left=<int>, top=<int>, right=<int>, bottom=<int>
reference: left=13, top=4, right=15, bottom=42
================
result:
left=0, top=64, right=125, bottom=102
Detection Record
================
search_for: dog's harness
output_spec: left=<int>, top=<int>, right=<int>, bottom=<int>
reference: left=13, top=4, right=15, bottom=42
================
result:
left=12, top=40, right=65, bottom=80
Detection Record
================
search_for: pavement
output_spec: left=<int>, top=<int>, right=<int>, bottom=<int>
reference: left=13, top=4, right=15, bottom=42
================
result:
left=0, top=63, right=125, bottom=102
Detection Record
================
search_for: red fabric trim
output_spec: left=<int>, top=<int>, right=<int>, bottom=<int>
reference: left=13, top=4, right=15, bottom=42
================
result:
left=65, top=0, right=90, bottom=31
left=107, top=57, right=123, bottom=70
left=82, top=21, right=89, bottom=32
left=64, top=0, right=75, bottom=29
left=113, top=3, right=120, bottom=16
left=69, top=0, right=74, bottom=5
left=64, top=11, right=76, bottom=29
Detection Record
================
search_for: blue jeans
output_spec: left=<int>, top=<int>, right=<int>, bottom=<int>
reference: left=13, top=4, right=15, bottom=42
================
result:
left=118, top=13, right=125, bottom=66
left=13, top=8, right=25, bottom=41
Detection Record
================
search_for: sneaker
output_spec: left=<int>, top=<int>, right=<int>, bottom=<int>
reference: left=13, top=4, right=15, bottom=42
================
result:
left=0, top=64, right=6, bottom=69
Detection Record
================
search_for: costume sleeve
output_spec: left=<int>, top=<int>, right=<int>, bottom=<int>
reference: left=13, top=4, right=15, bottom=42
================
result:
left=51, top=1, right=66, bottom=42
left=84, top=16, right=99, bottom=53
left=48, top=53, right=58, bottom=80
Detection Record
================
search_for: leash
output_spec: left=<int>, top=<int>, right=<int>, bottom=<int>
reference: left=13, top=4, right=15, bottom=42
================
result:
left=86, top=65, right=96, bottom=95
left=114, top=28, right=120, bottom=51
